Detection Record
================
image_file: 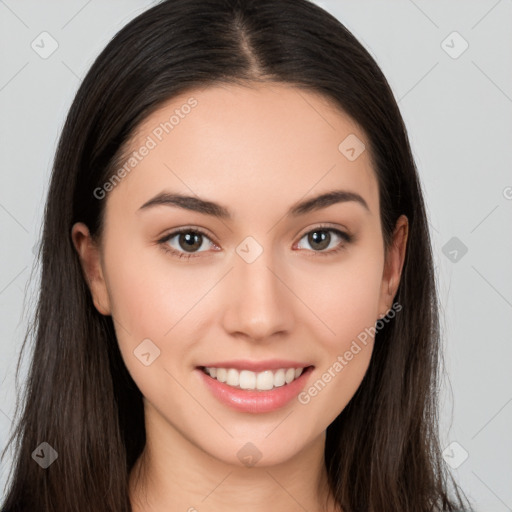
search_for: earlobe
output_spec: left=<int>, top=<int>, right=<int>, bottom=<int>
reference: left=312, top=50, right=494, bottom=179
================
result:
left=387, top=277, right=394, bottom=297
left=71, top=222, right=111, bottom=316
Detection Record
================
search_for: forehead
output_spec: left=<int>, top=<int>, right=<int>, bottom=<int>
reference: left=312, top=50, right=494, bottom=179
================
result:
left=108, top=82, right=378, bottom=218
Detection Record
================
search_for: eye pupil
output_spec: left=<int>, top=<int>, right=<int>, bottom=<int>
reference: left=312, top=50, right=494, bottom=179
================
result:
left=308, top=230, right=330, bottom=251
left=180, top=232, right=202, bottom=252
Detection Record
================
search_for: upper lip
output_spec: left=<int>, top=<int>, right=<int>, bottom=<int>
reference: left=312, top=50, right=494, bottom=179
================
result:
left=198, top=359, right=313, bottom=372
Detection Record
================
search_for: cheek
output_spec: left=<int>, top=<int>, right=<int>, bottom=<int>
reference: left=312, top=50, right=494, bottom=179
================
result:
left=293, top=246, right=383, bottom=425
left=104, top=240, right=206, bottom=339
left=298, top=345, right=372, bottom=435
left=300, top=248, right=384, bottom=349
left=100, top=233, right=211, bottom=388
left=103, top=247, right=208, bottom=412
left=297, top=272, right=381, bottom=430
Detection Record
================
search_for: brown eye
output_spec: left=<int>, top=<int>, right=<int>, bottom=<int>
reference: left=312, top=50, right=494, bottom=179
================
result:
left=307, top=230, right=331, bottom=251
left=296, top=227, right=352, bottom=255
left=177, top=231, right=204, bottom=252
left=159, top=228, right=216, bottom=259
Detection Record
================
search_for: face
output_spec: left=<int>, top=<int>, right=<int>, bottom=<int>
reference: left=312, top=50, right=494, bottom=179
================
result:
left=72, top=82, right=407, bottom=467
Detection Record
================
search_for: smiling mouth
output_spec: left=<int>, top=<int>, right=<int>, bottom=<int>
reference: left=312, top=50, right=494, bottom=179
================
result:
left=198, top=365, right=314, bottom=392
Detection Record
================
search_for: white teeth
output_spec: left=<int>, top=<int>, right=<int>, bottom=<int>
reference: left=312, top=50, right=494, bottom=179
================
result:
left=274, top=369, right=286, bottom=387
left=203, top=366, right=306, bottom=391
left=256, top=371, right=273, bottom=390
left=226, top=368, right=239, bottom=387
left=285, top=368, right=295, bottom=384
left=240, top=370, right=257, bottom=390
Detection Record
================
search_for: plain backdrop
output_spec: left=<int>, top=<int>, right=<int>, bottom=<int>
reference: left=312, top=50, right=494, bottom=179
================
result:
left=1, top=0, right=511, bottom=510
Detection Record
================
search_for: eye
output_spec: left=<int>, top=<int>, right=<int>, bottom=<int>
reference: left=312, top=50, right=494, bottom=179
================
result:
left=157, top=225, right=352, bottom=261
left=157, top=228, right=218, bottom=260
left=295, top=226, right=352, bottom=256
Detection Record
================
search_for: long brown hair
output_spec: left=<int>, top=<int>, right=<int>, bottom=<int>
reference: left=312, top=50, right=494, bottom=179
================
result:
left=1, top=0, right=473, bottom=510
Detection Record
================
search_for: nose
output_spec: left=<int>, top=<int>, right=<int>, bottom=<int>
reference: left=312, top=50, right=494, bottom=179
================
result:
left=221, top=243, right=295, bottom=343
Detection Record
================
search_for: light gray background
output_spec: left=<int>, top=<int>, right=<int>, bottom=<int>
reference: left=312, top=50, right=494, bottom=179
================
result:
left=1, top=0, right=511, bottom=509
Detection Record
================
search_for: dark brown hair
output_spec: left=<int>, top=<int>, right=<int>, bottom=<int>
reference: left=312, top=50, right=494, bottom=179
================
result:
left=1, top=0, right=473, bottom=510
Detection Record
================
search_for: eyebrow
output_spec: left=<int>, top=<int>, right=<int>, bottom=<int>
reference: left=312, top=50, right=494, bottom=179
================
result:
left=138, top=189, right=370, bottom=219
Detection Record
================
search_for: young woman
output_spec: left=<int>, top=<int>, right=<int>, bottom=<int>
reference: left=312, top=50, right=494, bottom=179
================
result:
left=1, top=0, right=473, bottom=510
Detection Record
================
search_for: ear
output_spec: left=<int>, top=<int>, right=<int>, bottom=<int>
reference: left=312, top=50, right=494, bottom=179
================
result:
left=377, top=214, right=408, bottom=319
left=71, top=222, right=111, bottom=316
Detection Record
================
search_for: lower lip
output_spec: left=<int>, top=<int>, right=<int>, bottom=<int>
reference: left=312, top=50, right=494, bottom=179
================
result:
left=196, top=366, right=314, bottom=413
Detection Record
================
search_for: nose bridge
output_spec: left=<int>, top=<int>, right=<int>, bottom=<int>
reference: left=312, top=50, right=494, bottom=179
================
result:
left=222, top=236, right=294, bottom=340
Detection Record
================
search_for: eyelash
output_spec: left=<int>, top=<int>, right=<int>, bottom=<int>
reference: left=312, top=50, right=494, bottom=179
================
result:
left=157, top=224, right=353, bottom=261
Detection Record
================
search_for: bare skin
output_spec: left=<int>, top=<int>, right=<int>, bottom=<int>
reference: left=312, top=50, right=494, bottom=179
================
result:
left=72, top=82, right=408, bottom=512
